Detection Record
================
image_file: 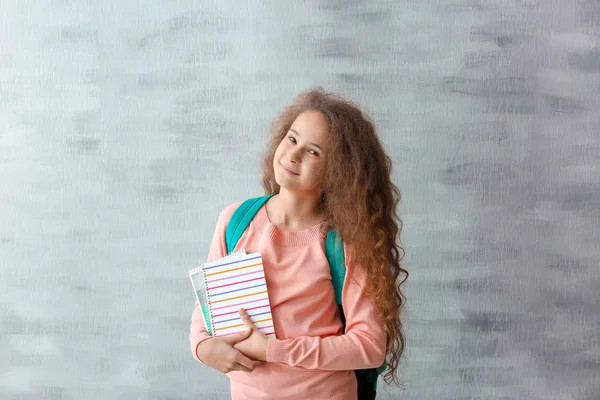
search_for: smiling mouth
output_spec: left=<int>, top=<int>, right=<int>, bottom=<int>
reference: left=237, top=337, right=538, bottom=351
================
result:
left=281, top=163, right=299, bottom=176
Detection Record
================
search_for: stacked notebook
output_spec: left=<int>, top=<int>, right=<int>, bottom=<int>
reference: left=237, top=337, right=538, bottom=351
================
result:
left=188, top=250, right=275, bottom=337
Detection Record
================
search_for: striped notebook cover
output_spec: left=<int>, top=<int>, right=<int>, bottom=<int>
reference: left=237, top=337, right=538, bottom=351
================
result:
left=189, top=251, right=275, bottom=337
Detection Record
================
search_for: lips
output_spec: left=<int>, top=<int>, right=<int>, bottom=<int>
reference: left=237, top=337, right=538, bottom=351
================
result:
left=281, top=163, right=299, bottom=176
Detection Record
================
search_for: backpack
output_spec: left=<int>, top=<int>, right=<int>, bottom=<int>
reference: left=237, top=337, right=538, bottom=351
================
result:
left=225, top=194, right=386, bottom=400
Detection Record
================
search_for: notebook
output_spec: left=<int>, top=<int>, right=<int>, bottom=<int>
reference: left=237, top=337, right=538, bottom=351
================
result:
left=188, top=250, right=276, bottom=337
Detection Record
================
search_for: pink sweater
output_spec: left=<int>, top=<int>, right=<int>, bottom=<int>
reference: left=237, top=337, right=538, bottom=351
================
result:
left=189, top=201, right=386, bottom=400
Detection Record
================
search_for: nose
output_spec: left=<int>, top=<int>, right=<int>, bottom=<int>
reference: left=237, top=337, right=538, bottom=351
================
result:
left=287, top=147, right=302, bottom=164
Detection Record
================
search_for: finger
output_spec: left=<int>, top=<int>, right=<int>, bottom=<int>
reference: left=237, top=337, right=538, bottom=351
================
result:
left=238, top=308, right=255, bottom=328
left=235, top=352, right=258, bottom=371
left=223, top=327, right=252, bottom=344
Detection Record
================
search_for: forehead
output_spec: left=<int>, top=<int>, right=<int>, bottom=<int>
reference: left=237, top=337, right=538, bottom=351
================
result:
left=290, top=110, right=328, bottom=143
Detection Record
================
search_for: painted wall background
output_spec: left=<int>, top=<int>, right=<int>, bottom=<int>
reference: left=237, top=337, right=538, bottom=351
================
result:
left=1, top=1, right=599, bottom=399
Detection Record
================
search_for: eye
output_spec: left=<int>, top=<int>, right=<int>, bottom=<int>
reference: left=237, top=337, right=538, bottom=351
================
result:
left=288, top=136, right=297, bottom=144
left=308, top=149, right=320, bottom=157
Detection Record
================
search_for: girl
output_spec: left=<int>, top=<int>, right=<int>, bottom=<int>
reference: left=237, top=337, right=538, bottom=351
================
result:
left=189, top=87, right=407, bottom=400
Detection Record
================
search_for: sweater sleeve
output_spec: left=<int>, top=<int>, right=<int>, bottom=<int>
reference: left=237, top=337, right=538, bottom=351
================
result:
left=189, top=202, right=241, bottom=362
left=265, top=245, right=387, bottom=370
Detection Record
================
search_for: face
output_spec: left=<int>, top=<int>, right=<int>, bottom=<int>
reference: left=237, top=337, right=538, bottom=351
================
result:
left=273, top=110, right=328, bottom=195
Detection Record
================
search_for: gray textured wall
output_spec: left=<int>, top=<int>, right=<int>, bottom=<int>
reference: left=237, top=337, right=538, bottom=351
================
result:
left=1, top=1, right=599, bottom=399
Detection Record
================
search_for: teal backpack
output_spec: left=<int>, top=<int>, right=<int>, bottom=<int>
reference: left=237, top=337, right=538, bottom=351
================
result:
left=225, top=194, right=386, bottom=399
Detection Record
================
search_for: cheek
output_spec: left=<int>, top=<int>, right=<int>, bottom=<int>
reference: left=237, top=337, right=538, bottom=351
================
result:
left=308, top=164, right=325, bottom=184
left=274, top=142, right=286, bottom=159
left=314, top=161, right=325, bottom=175
left=273, top=146, right=286, bottom=172
left=273, top=147, right=281, bottom=164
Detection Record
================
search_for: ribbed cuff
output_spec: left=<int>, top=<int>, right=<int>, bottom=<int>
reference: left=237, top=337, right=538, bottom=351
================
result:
left=265, top=338, right=292, bottom=364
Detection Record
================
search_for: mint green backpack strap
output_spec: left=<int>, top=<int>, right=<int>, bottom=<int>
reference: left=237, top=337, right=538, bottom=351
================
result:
left=325, top=231, right=387, bottom=391
left=200, top=194, right=271, bottom=335
left=325, top=229, right=346, bottom=306
left=225, top=194, right=274, bottom=253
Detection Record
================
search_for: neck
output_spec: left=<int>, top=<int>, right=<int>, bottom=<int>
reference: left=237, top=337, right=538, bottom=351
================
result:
left=267, top=188, right=323, bottom=231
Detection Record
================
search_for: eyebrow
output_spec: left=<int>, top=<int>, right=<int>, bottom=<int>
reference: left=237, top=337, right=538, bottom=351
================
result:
left=289, top=128, right=323, bottom=150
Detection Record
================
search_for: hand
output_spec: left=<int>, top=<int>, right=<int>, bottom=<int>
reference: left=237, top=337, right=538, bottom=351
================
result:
left=233, top=308, right=269, bottom=362
left=196, top=328, right=265, bottom=373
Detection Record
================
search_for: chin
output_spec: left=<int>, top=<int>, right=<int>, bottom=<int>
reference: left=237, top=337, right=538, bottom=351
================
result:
left=274, top=172, right=298, bottom=192
left=274, top=174, right=291, bottom=190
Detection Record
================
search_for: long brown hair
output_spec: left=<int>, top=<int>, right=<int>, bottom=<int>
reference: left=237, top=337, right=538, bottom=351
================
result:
left=261, top=87, right=408, bottom=385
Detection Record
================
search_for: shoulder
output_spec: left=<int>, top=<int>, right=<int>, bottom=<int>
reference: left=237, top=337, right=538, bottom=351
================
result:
left=342, top=242, right=368, bottom=285
left=216, top=201, right=244, bottom=225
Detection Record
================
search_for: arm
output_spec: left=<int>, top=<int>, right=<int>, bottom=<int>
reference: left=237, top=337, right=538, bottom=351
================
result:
left=265, top=247, right=387, bottom=370
left=189, top=202, right=241, bottom=362
left=189, top=304, right=211, bottom=362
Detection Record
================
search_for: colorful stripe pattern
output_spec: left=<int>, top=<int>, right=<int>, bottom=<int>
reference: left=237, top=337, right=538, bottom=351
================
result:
left=202, top=252, right=275, bottom=337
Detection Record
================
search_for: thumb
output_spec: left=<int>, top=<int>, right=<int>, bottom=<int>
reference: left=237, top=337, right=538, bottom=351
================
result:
left=239, top=308, right=254, bottom=327
left=223, top=327, right=252, bottom=344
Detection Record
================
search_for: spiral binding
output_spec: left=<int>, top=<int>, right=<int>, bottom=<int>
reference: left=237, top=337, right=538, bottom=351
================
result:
left=201, top=264, right=215, bottom=335
left=189, top=265, right=213, bottom=335
left=195, top=249, right=247, bottom=336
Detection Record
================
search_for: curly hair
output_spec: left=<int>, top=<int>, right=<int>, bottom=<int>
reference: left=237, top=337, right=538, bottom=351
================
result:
left=260, top=87, right=408, bottom=385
